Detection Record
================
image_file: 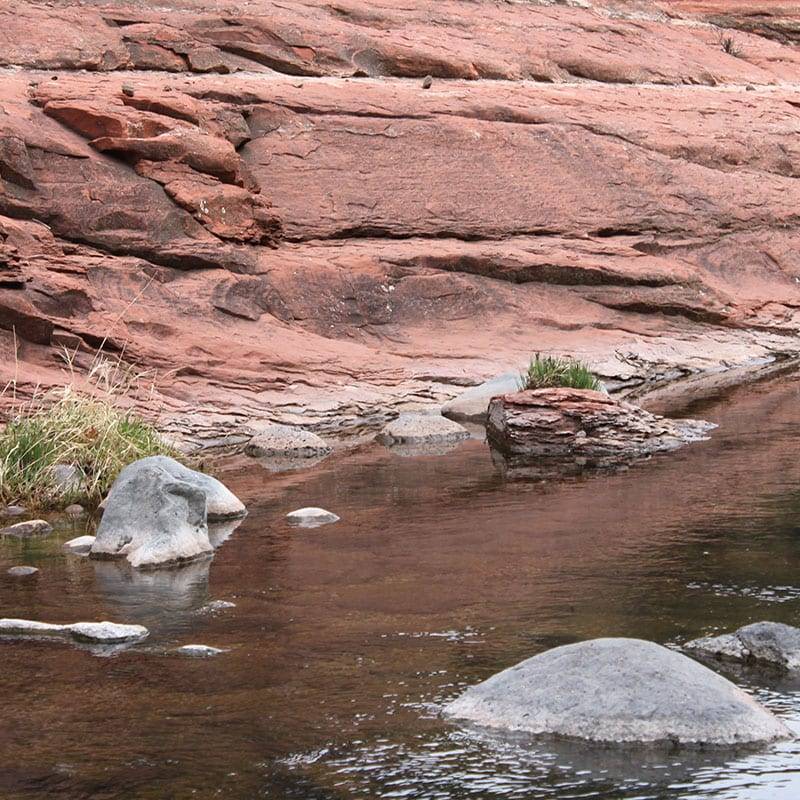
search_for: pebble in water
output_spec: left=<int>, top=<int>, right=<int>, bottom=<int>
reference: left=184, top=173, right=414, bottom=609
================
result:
left=286, top=507, right=340, bottom=527
left=7, top=566, right=39, bottom=578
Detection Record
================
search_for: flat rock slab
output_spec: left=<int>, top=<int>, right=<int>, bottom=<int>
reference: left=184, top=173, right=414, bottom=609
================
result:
left=443, top=638, right=790, bottom=746
left=0, top=618, right=148, bottom=643
left=175, top=644, right=226, bottom=657
left=7, top=566, right=39, bottom=578
left=686, top=622, right=800, bottom=671
left=245, top=423, right=332, bottom=458
left=487, top=388, right=714, bottom=461
left=0, top=519, right=53, bottom=538
left=441, top=373, right=520, bottom=423
left=378, top=413, right=469, bottom=446
left=286, top=507, right=340, bottom=527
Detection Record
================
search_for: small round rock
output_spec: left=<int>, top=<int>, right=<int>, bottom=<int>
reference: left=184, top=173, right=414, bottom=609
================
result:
left=175, top=644, right=226, bottom=657
left=7, top=566, right=39, bottom=578
left=65, top=504, right=85, bottom=517
left=286, top=507, right=340, bottom=527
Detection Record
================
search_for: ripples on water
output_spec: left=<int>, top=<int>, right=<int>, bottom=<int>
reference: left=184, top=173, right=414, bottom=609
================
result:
left=4, top=376, right=800, bottom=798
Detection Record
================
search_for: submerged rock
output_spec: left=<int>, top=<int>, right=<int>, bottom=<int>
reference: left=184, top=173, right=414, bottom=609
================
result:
left=196, top=600, right=236, bottom=614
left=286, top=507, right=340, bottom=527
left=175, top=644, right=226, bottom=657
left=63, top=535, right=96, bottom=555
left=442, top=373, right=520, bottom=423
left=7, top=566, right=39, bottom=578
left=91, top=456, right=243, bottom=568
left=443, top=638, right=789, bottom=746
left=378, top=413, right=469, bottom=447
left=245, top=423, right=332, bottom=459
left=0, top=618, right=148, bottom=643
left=0, top=519, right=53, bottom=538
left=686, top=622, right=800, bottom=671
left=487, top=389, right=713, bottom=462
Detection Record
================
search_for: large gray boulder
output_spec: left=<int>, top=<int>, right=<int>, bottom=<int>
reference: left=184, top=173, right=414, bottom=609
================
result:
left=686, top=622, right=800, bottom=671
left=443, top=638, right=790, bottom=746
left=441, top=372, right=519, bottom=423
left=91, top=456, right=244, bottom=568
left=117, top=456, right=246, bottom=520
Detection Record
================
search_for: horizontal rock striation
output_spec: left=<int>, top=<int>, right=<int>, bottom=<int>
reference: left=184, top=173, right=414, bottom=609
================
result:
left=486, top=388, right=713, bottom=460
left=4, top=1, right=800, bottom=443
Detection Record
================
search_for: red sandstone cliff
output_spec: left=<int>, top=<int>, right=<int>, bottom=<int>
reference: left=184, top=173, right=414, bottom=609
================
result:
left=4, top=0, right=800, bottom=445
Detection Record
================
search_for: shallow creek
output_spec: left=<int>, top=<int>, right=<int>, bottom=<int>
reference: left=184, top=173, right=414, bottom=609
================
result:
left=3, top=375, right=800, bottom=799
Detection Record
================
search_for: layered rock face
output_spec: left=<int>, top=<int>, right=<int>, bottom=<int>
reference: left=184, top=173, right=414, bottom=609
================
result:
left=487, top=388, right=713, bottom=459
left=4, top=1, right=800, bottom=443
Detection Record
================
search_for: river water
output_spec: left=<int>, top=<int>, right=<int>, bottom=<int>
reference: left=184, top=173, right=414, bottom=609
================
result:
left=3, top=375, right=800, bottom=799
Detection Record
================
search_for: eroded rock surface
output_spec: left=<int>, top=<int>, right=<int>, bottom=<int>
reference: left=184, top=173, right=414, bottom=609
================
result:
left=444, top=638, right=790, bottom=746
left=245, top=424, right=332, bottom=459
left=4, top=2, right=800, bottom=443
left=487, top=389, right=714, bottom=460
left=378, top=414, right=469, bottom=446
left=687, top=622, right=800, bottom=671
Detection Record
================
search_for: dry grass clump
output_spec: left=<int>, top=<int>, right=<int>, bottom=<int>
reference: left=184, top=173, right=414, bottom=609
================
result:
left=519, top=353, right=601, bottom=392
left=0, top=353, right=179, bottom=510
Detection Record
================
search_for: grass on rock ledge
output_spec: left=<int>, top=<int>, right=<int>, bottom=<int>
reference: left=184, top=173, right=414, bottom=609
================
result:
left=0, top=359, right=179, bottom=511
left=519, top=354, right=601, bottom=392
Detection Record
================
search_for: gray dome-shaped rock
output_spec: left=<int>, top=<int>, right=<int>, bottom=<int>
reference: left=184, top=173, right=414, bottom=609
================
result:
left=245, top=423, right=331, bottom=459
left=443, top=638, right=790, bottom=746
left=378, top=413, right=469, bottom=447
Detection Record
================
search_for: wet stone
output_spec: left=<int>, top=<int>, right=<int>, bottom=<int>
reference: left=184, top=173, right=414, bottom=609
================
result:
left=7, top=566, right=39, bottom=578
left=175, top=644, right=227, bottom=657
left=0, top=519, right=53, bottom=538
left=286, top=507, right=340, bottom=527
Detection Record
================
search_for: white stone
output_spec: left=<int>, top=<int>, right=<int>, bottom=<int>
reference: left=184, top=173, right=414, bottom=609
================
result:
left=68, top=621, right=149, bottom=643
left=285, top=507, right=340, bottom=527
left=63, top=535, right=96, bottom=555
left=7, top=566, right=39, bottom=577
left=175, top=644, right=226, bottom=657
left=0, top=618, right=148, bottom=644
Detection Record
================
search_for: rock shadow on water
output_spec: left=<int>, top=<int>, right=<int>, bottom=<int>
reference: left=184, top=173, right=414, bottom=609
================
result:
left=488, top=442, right=642, bottom=482
left=92, top=556, right=213, bottom=631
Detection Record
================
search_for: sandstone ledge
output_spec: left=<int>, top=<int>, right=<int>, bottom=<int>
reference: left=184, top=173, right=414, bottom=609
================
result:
left=487, top=388, right=714, bottom=460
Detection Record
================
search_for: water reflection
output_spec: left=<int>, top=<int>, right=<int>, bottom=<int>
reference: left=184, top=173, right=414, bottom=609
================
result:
left=4, top=375, right=800, bottom=797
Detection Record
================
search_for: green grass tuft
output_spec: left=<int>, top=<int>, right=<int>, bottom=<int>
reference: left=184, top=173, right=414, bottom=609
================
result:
left=0, top=361, right=180, bottom=511
left=519, top=353, right=601, bottom=392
